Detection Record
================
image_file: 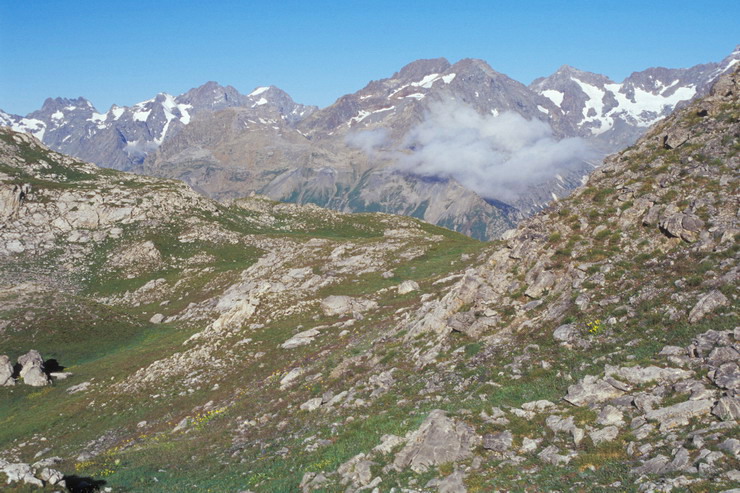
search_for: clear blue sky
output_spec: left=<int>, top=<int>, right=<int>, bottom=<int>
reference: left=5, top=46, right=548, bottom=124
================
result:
left=1, top=0, right=738, bottom=115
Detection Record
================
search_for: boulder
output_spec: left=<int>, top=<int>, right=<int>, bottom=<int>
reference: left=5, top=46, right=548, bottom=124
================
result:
left=397, top=280, right=420, bottom=295
left=718, top=438, right=740, bottom=459
left=712, top=396, right=740, bottom=421
left=658, top=210, right=704, bottom=242
left=589, top=426, right=619, bottom=445
left=281, top=328, right=320, bottom=349
left=604, top=365, right=691, bottom=385
left=320, top=295, right=378, bottom=317
left=17, top=350, right=49, bottom=387
left=645, top=399, right=714, bottom=430
left=0, top=354, right=15, bottom=386
left=564, top=375, right=625, bottom=406
left=688, top=290, right=728, bottom=323
left=710, top=362, right=739, bottom=391
left=300, top=397, right=323, bottom=412
left=279, top=367, right=304, bottom=390
left=596, top=405, right=625, bottom=427
left=393, top=410, right=480, bottom=473
left=553, top=323, right=579, bottom=343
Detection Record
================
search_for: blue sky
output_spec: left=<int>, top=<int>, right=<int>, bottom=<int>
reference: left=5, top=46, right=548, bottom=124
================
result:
left=1, top=0, right=738, bottom=115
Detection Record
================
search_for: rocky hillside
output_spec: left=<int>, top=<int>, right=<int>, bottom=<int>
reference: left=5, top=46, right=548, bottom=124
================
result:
left=0, top=67, right=738, bottom=492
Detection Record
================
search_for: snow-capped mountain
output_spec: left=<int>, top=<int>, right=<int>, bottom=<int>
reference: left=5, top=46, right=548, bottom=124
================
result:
left=0, top=83, right=316, bottom=171
left=530, top=45, right=740, bottom=152
left=298, top=57, right=576, bottom=142
left=1, top=46, right=737, bottom=239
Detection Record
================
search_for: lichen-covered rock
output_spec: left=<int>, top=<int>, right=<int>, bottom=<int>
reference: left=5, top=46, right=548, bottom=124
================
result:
left=393, top=410, right=480, bottom=473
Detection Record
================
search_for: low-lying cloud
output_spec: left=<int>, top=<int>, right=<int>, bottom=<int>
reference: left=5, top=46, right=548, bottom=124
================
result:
left=348, top=101, right=595, bottom=204
left=345, top=128, right=389, bottom=156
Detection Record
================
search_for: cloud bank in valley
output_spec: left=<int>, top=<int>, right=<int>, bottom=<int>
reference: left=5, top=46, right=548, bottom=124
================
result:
left=348, top=101, right=595, bottom=204
left=345, top=128, right=389, bottom=157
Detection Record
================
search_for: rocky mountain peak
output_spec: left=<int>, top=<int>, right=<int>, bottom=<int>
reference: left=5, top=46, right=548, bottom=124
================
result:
left=177, top=81, right=247, bottom=110
left=32, top=97, right=96, bottom=119
left=394, top=57, right=452, bottom=81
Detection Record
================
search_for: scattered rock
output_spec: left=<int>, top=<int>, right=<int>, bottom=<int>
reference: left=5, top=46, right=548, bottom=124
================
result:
left=688, top=290, right=729, bottom=323
left=537, top=445, right=574, bottom=465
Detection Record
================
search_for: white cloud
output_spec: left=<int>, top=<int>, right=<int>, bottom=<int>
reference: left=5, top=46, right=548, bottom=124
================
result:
left=394, top=101, right=595, bottom=203
left=345, top=128, right=389, bottom=156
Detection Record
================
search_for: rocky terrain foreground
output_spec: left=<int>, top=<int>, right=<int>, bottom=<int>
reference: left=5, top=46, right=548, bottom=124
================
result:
left=0, top=68, right=738, bottom=491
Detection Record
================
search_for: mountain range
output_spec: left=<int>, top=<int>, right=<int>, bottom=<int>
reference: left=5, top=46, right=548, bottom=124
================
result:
left=2, top=46, right=738, bottom=239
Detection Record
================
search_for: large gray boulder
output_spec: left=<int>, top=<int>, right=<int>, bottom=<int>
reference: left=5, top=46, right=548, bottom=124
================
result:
left=393, top=410, right=480, bottom=473
left=0, top=355, right=15, bottom=386
left=17, top=350, right=50, bottom=387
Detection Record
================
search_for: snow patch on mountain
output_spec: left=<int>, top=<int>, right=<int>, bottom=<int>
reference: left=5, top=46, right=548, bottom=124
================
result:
left=541, top=90, right=564, bottom=107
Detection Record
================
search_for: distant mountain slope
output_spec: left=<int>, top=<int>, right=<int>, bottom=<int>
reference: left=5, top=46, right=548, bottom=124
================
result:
left=0, top=82, right=316, bottom=172
left=1, top=47, right=737, bottom=240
